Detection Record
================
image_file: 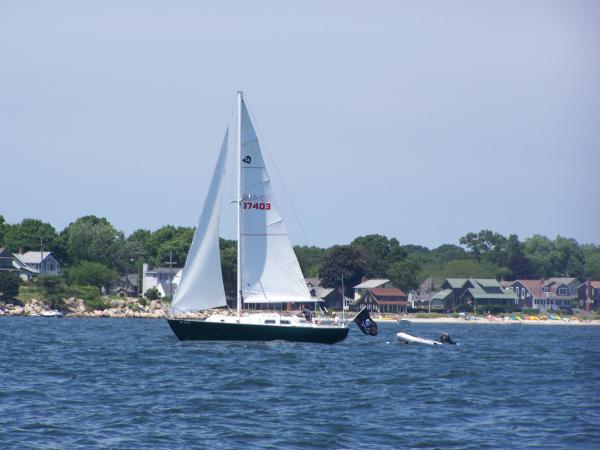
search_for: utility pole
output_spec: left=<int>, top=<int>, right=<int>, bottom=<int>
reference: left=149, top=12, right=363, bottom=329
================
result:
left=166, top=251, right=177, bottom=299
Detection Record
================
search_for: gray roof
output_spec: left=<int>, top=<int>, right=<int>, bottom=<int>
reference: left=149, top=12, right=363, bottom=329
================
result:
left=431, top=289, right=453, bottom=300
left=13, top=251, right=55, bottom=264
left=146, top=267, right=182, bottom=274
left=305, top=277, right=320, bottom=287
left=354, top=279, right=390, bottom=289
left=315, top=287, right=335, bottom=298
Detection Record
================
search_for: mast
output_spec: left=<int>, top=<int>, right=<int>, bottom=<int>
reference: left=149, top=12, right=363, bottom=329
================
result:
left=236, top=91, right=243, bottom=317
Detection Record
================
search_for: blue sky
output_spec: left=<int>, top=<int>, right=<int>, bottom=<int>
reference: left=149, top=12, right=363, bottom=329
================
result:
left=1, top=0, right=598, bottom=248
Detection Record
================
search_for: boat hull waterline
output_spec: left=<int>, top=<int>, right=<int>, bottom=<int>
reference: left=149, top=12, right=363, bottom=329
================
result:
left=168, top=319, right=349, bottom=344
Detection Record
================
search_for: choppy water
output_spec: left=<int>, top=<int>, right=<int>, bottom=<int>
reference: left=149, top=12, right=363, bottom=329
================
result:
left=1, top=317, right=599, bottom=449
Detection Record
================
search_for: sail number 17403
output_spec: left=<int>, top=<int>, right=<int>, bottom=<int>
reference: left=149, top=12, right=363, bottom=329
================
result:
left=242, top=202, right=271, bottom=210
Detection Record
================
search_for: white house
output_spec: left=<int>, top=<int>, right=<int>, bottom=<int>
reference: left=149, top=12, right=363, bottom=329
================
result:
left=142, top=263, right=182, bottom=298
left=12, top=251, right=61, bottom=280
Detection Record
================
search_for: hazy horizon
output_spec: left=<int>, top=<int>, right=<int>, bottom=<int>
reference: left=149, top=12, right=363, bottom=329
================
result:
left=2, top=1, right=599, bottom=249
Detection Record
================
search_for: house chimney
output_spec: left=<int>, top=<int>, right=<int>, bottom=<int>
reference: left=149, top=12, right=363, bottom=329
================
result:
left=18, top=245, right=23, bottom=254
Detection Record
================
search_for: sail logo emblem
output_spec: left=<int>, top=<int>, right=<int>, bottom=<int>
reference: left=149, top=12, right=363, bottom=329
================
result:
left=242, top=156, right=252, bottom=164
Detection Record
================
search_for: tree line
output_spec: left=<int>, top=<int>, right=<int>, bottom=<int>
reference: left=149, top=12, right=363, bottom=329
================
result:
left=1, top=215, right=599, bottom=296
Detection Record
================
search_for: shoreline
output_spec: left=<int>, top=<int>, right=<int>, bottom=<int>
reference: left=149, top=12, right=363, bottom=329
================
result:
left=382, top=317, right=600, bottom=326
left=2, top=311, right=599, bottom=326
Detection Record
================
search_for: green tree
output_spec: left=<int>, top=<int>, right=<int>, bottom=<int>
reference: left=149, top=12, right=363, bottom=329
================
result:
left=0, top=271, right=20, bottom=301
left=523, top=235, right=584, bottom=278
left=2, top=218, right=58, bottom=253
left=430, top=244, right=467, bottom=263
left=64, top=261, right=118, bottom=290
left=220, top=238, right=237, bottom=297
left=319, top=245, right=368, bottom=296
left=459, top=229, right=508, bottom=266
left=505, top=234, right=534, bottom=279
left=351, top=234, right=405, bottom=277
left=523, top=234, right=555, bottom=277
left=387, top=256, right=422, bottom=292
left=553, top=236, right=584, bottom=278
left=0, top=215, right=7, bottom=244
left=65, top=216, right=125, bottom=269
left=34, top=274, right=68, bottom=310
left=145, top=287, right=161, bottom=300
left=294, top=245, right=326, bottom=277
left=425, top=259, right=510, bottom=281
left=584, top=253, right=600, bottom=279
left=148, top=225, right=194, bottom=269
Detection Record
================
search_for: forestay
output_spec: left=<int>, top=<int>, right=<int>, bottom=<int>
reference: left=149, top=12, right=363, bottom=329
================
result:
left=239, top=100, right=312, bottom=304
left=171, top=131, right=229, bottom=312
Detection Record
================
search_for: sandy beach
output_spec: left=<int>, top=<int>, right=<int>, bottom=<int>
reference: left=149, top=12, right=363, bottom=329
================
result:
left=389, top=317, right=600, bottom=326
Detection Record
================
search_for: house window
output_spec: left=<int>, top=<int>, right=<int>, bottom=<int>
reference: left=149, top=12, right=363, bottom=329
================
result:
left=558, top=287, right=568, bottom=296
left=521, top=288, right=525, bottom=297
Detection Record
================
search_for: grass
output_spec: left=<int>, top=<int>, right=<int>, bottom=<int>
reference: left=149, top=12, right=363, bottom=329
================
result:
left=16, top=285, right=39, bottom=303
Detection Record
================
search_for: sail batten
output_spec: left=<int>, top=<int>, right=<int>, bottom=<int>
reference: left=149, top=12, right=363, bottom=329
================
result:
left=171, top=131, right=229, bottom=312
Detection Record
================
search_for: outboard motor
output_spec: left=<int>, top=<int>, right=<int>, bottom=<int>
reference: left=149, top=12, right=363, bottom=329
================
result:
left=439, top=332, right=456, bottom=345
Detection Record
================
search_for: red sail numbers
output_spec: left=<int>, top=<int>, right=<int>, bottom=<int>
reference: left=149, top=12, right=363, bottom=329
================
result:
left=242, top=194, right=271, bottom=211
left=242, top=202, right=271, bottom=210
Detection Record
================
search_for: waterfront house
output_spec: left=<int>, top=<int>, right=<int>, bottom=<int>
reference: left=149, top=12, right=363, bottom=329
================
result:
left=305, top=278, right=343, bottom=310
left=12, top=251, right=61, bottom=280
left=113, top=274, right=140, bottom=297
left=433, top=278, right=515, bottom=312
left=353, top=278, right=391, bottom=302
left=577, top=280, right=600, bottom=310
left=354, top=287, right=408, bottom=313
left=142, top=263, right=181, bottom=298
left=0, top=248, right=14, bottom=271
left=509, top=278, right=578, bottom=311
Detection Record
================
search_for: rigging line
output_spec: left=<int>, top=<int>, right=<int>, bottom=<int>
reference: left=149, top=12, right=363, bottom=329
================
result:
left=243, top=95, right=311, bottom=247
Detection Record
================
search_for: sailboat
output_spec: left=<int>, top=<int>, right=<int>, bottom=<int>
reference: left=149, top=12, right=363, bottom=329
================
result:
left=166, top=91, right=349, bottom=344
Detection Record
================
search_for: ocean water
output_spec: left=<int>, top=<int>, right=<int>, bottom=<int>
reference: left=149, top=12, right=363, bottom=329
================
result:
left=1, top=317, right=599, bottom=449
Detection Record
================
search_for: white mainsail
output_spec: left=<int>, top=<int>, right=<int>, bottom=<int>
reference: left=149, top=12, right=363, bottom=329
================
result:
left=239, top=100, right=312, bottom=304
left=171, top=131, right=229, bottom=312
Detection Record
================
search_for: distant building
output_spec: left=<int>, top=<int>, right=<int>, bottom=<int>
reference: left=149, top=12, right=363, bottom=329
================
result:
left=509, top=278, right=578, bottom=312
left=577, top=280, right=600, bottom=311
left=432, top=278, right=515, bottom=312
left=142, top=263, right=181, bottom=298
left=113, top=274, right=140, bottom=297
left=12, top=251, right=61, bottom=280
left=354, top=287, right=408, bottom=313
left=0, top=248, right=14, bottom=271
left=353, top=278, right=391, bottom=302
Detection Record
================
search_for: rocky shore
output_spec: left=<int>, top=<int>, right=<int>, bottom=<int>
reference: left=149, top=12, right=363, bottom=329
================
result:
left=0, top=297, right=168, bottom=319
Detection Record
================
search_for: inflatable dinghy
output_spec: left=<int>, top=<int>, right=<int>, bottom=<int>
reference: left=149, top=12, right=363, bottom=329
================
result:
left=396, top=331, right=456, bottom=345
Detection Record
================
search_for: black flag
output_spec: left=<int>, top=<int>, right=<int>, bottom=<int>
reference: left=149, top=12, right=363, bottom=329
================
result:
left=353, top=307, right=378, bottom=336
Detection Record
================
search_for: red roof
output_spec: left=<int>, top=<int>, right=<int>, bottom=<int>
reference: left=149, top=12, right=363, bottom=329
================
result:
left=514, top=279, right=544, bottom=298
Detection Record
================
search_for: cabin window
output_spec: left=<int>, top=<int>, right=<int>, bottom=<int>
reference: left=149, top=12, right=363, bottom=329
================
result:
left=280, top=320, right=290, bottom=325
left=264, top=320, right=276, bottom=324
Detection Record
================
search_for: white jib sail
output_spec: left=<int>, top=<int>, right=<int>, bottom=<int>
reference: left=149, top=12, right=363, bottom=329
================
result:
left=239, top=100, right=312, bottom=304
left=171, top=131, right=229, bottom=312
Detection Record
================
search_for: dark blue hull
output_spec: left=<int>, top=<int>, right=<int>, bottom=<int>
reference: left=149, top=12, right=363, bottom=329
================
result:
left=167, top=319, right=349, bottom=344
